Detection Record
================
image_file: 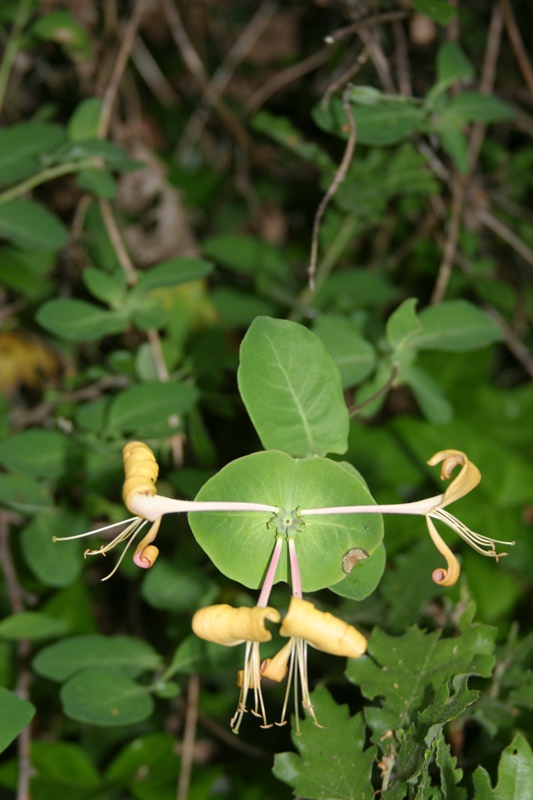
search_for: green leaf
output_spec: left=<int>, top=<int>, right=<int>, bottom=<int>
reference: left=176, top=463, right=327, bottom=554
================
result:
left=33, top=634, right=162, bottom=682
left=438, top=126, right=469, bottom=173
left=330, top=541, right=386, bottom=601
left=445, top=92, right=515, bottom=124
left=36, top=298, right=129, bottom=341
left=273, top=685, right=376, bottom=800
left=60, top=668, right=154, bottom=726
left=67, top=97, right=103, bottom=141
left=106, top=381, right=199, bottom=436
left=313, top=314, right=376, bottom=388
left=410, top=300, right=503, bottom=351
left=105, top=733, right=180, bottom=796
left=0, top=429, right=71, bottom=478
left=0, top=474, right=52, bottom=512
left=0, top=199, right=68, bottom=249
left=31, top=9, right=92, bottom=61
left=0, top=612, right=67, bottom=641
left=413, top=0, right=456, bottom=25
left=189, top=450, right=383, bottom=591
left=386, top=297, right=422, bottom=353
left=141, top=559, right=216, bottom=612
left=400, top=364, right=453, bottom=424
left=347, top=604, right=496, bottom=739
left=76, top=167, right=117, bottom=198
left=436, top=42, right=474, bottom=90
left=82, top=267, right=127, bottom=305
left=0, top=122, right=65, bottom=187
left=251, top=110, right=333, bottom=170
left=132, top=257, right=214, bottom=293
left=203, top=234, right=290, bottom=281
left=165, top=635, right=243, bottom=678
left=0, top=687, right=35, bottom=754
left=472, top=734, right=533, bottom=799
left=20, top=508, right=85, bottom=587
left=314, top=96, right=425, bottom=147
left=237, top=317, right=349, bottom=457
left=436, top=734, right=467, bottom=800
left=29, top=740, right=101, bottom=800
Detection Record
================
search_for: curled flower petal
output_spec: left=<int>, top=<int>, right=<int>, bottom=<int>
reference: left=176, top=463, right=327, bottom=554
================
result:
left=261, top=642, right=292, bottom=683
left=133, top=518, right=162, bottom=569
left=122, top=442, right=159, bottom=514
left=427, top=449, right=480, bottom=506
left=426, top=517, right=461, bottom=587
left=192, top=604, right=280, bottom=647
left=280, top=597, right=367, bottom=658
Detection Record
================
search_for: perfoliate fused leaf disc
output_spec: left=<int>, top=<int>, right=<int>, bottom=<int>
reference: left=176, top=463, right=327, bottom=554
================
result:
left=188, top=450, right=383, bottom=592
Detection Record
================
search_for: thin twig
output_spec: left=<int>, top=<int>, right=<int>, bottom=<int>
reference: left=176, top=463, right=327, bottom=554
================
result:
left=484, top=306, right=533, bottom=379
left=476, top=206, right=533, bottom=268
left=324, top=10, right=408, bottom=45
left=393, top=20, right=412, bottom=96
left=99, top=199, right=138, bottom=286
left=132, top=36, right=179, bottom=108
left=178, top=0, right=277, bottom=156
left=348, top=366, right=398, bottom=416
left=500, top=0, right=533, bottom=104
left=177, top=674, right=200, bottom=800
left=0, top=512, right=33, bottom=800
left=197, top=710, right=271, bottom=760
left=308, top=87, right=357, bottom=291
left=357, top=26, right=395, bottom=93
left=468, top=3, right=504, bottom=172
left=322, top=47, right=370, bottom=110
left=161, top=0, right=208, bottom=89
left=430, top=175, right=466, bottom=304
left=0, top=0, right=33, bottom=117
left=146, top=329, right=170, bottom=382
left=245, top=46, right=334, bottom=115
left=98, top=0, right=152, bottom=138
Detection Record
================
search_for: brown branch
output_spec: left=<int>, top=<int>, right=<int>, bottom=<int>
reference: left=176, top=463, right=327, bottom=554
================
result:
left=99, top=199, right=138, bottom=286
left=308, top=86, right=357, bottom=291
left=132, top=36, right=179, bottom=109
left=484, top=306, right=533, bottom=379
left=98, top=0, right=152, bottom=138
left=245, top=45, right=334, bottom=115
left=476, top=206, right=533, bottom=268
left=177, top=0, right=277, bottom=157
left=177, top=673, right=200, bottom=800
left=430, top=175, right=466, bottom=304
left=348, top=366, right=398, bottom=416
left=393, top=19, right=412, bottom=96
left=500, top=0, right=533, bottom=104
left=0, top=512, right=32, bottom=800
left=146, top=329, right=170, bottom=382
left=324, top=11, right=408, bottom=45
left=356, top=26, right=395, bottom=93
left=322, top=46, right=370, bottom=110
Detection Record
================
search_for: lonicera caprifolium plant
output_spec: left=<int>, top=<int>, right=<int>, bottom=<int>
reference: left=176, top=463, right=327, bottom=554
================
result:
left=2, top=2, right=533, bottom=799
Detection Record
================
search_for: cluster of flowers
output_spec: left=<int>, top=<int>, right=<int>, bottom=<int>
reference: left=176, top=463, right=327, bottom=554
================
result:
left=56, top=442, right=513, bottom=732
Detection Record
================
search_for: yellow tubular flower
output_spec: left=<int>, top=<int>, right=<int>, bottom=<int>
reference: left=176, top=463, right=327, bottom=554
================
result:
left=192, top=604, right=280, bottom=646
left=280, top=597, right=367, bottom=658
left=427, top=449, right=480, bottom=506
left=426, top=517, right=460, bottom=587
left=122, top=441, right=159, bottom=514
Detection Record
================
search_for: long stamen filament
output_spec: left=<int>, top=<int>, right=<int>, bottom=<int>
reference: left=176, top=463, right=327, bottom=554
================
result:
left=52, top=516, right=140, bottom=542
left=430, top=508, right=514, bottom=555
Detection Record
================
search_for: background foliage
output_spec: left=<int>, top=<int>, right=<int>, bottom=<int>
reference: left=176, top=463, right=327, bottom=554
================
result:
left=1, top=1, right=533, bottom=798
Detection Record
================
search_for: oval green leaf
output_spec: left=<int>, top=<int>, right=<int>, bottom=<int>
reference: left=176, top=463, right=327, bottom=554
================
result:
left=60, top=668, right=154, bottom=726
left=0, top=612, right=67, bottom=641
left=33, top=634, right=162, bottom=682
left=188, top=450, right=383, bottom=592
left=36, top=298, right=129, bottom=342
left=0, top=429, right=71, bottom=478
left=0, top=199, right=69, bottom=250
left=238, top=317, right=349, bottom=457
left=0, top=687, right=36, bottom=754
left=106, top=381, right=199, bottom=436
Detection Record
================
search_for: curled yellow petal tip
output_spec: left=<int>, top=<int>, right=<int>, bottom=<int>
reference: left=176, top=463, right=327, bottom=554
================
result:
left=192, top=604, right=281, bottom=647
left=122, top=442, right=159, bottom=514
left=280, top=597, right=367, bottom=658
left=427, top=449, right=481, bottom=506
left=426, top=517, right=461, bottom=586
left=261, top=642, right=292, bottom=683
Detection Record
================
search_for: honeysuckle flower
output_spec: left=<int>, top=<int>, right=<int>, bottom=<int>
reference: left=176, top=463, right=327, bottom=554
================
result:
left=301, top=448, right=514, bottom=587
left=54, top=441, right=278, bottom=581
left=262, top=595, right=367, bottom=731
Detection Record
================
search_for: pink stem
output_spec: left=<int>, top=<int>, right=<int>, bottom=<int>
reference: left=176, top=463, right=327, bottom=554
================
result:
left=288, top=538, right=302, bottom=599
left=257, top=536, right=284, bottom=608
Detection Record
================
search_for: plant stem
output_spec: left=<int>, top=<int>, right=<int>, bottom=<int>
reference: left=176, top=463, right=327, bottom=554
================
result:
left=0, top=158, right=98, bottom=204
left=0, top=0, right=33, bottom=117
left=257, top=536, right=284, bottom=607
left=288, top=538, right=302, bottom=598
